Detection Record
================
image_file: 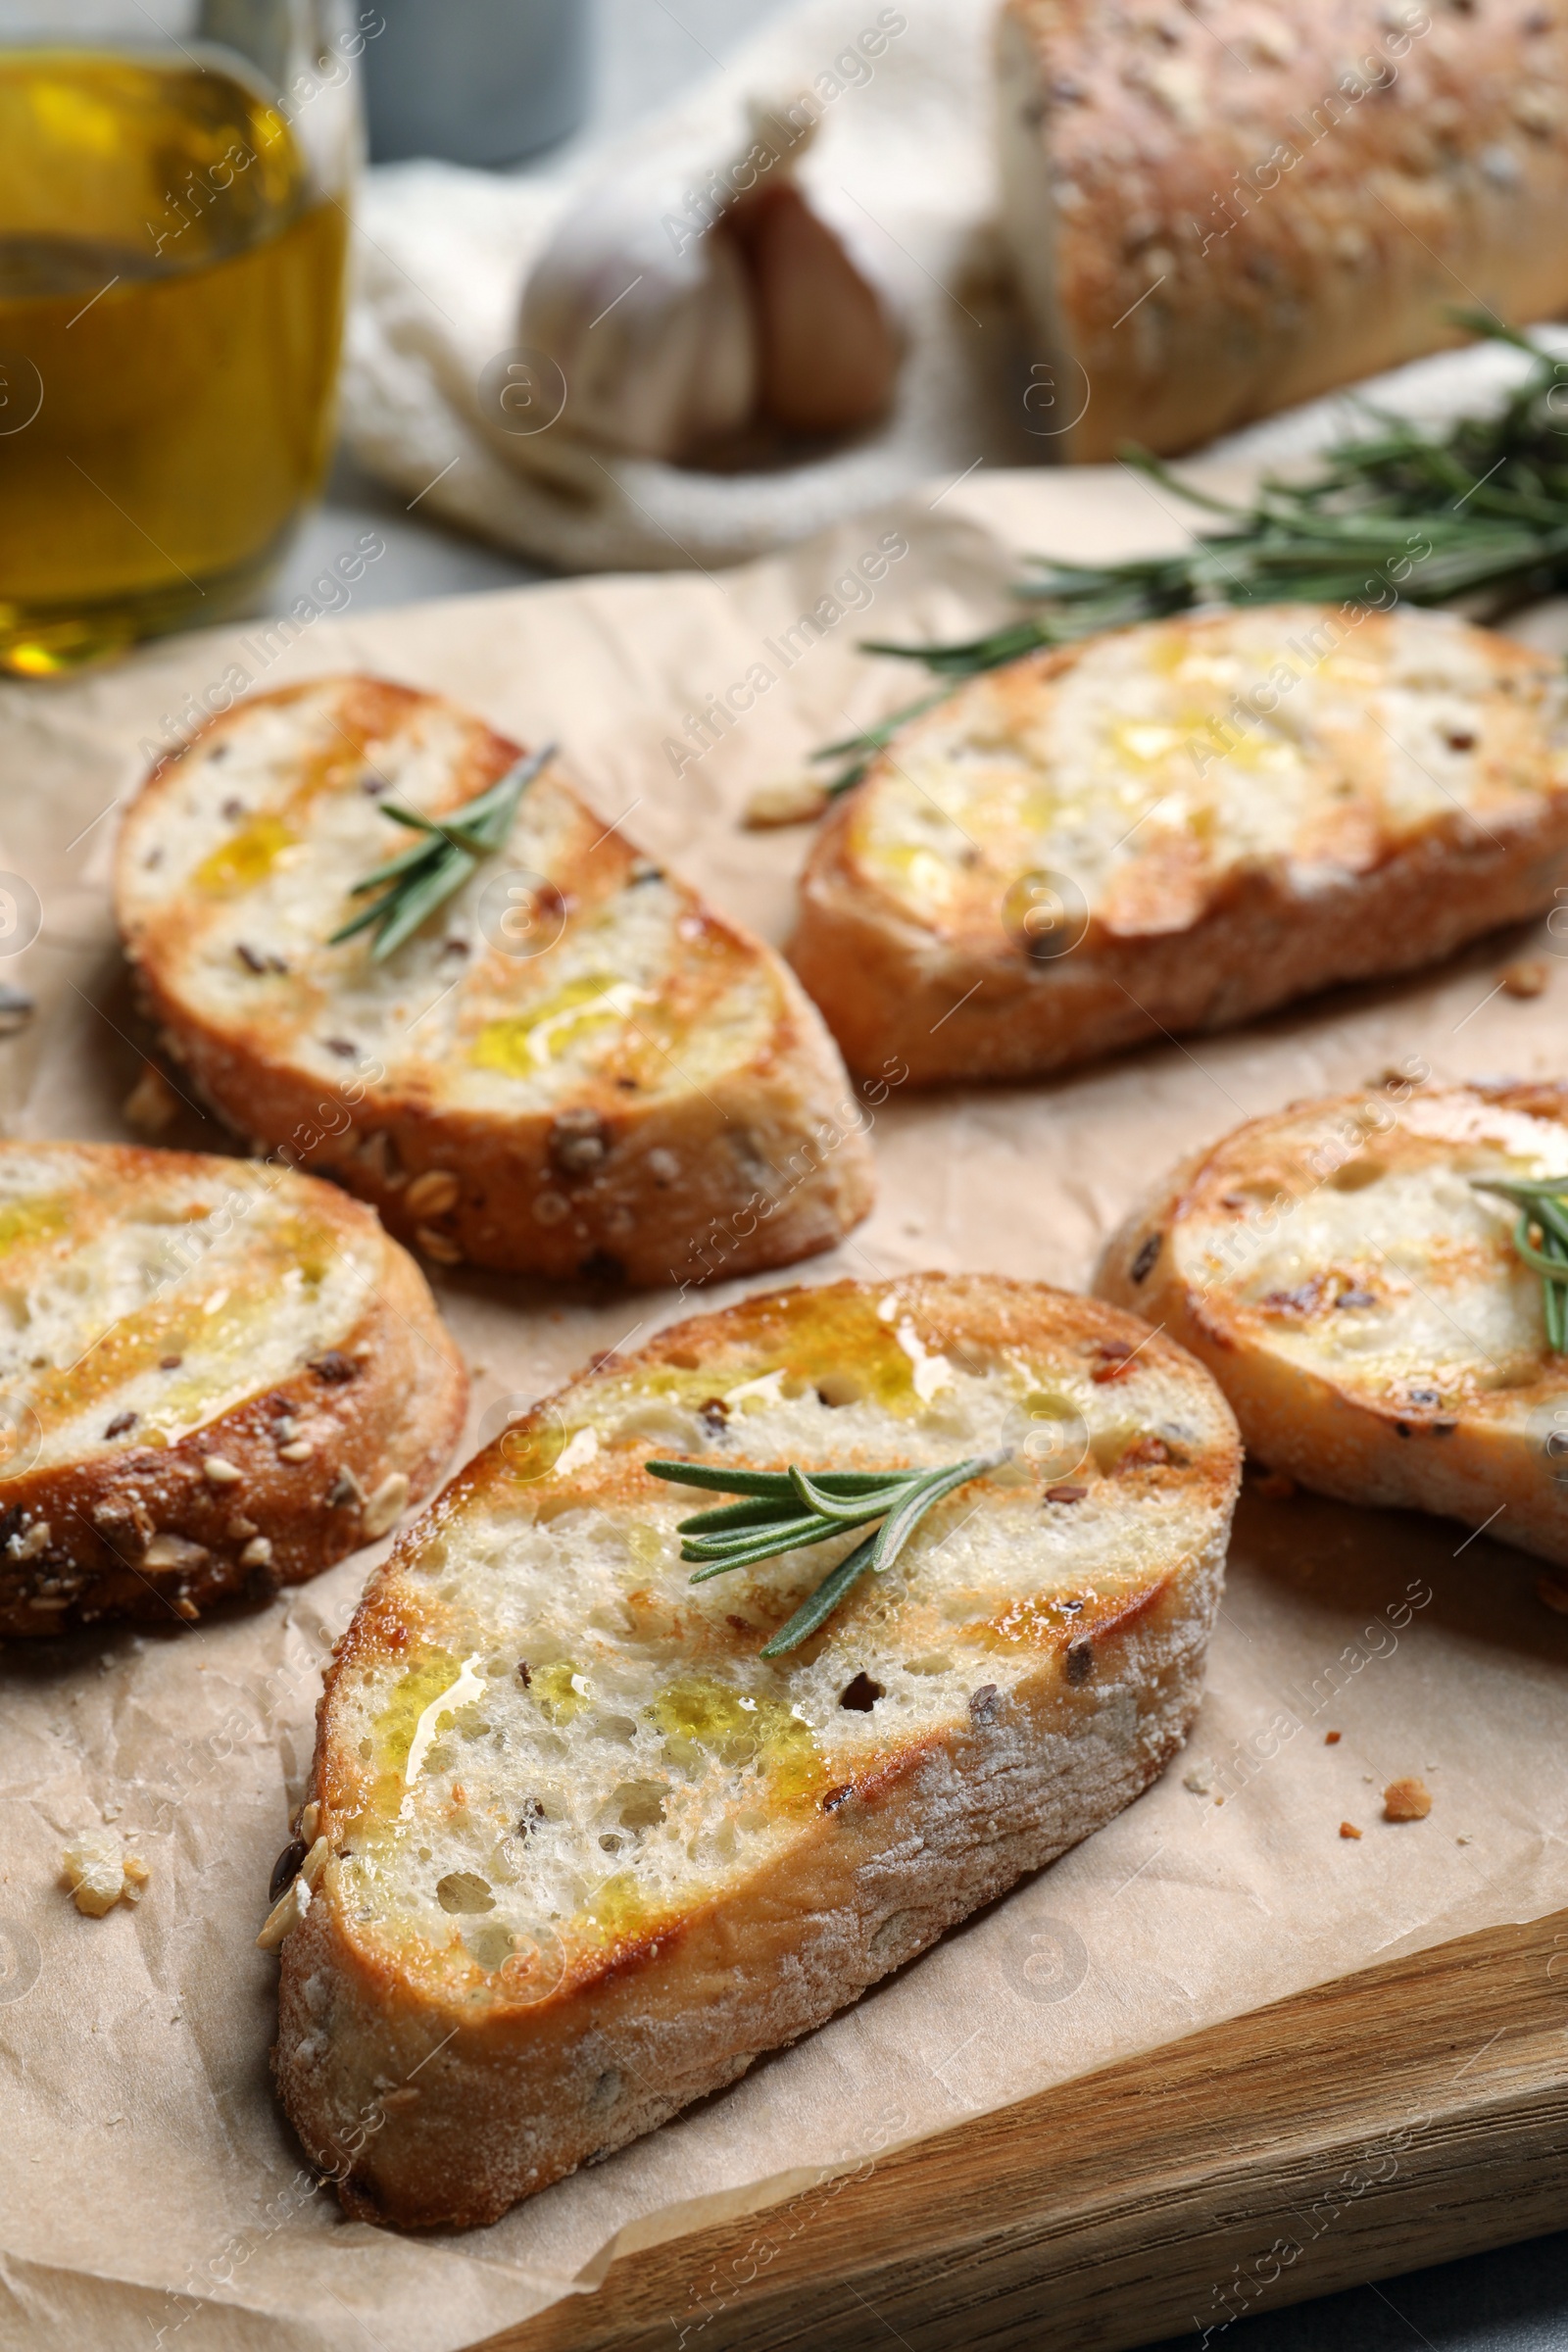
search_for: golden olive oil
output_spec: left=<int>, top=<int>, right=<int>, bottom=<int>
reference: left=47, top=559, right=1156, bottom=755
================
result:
left=0, top=48, right=347, bottom=673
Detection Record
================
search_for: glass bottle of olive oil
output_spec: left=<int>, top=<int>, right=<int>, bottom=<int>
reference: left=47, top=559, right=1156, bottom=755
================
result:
left=0, top=38, right=351, bottom=674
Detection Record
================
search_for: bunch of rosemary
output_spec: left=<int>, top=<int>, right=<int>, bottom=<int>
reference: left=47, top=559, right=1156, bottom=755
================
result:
left=646, top=1451, right=1005, bottom=1655
left=1472, top=1176, right=1568, bottom=1351
left=819, top=318, right=1568, bottom=789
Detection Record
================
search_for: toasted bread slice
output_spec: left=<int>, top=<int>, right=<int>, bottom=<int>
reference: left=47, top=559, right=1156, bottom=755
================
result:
left=1096, top=1080, right=1568, bottom=1565
left=115, top=677, right=872, bottom=1288
left=790, top=607, right=1568, bottom=1083
left=0, top=1143, right=466, bottom=1635
left=270, top=1272, right=1240, bottom=2228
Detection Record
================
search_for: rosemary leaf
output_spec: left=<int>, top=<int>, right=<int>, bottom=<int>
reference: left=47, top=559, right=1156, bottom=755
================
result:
left=760, top=1532, right=881, bottom=1657
left=787, top=1464, right=910, bottom=1523
left=646, top=1460, right=903, bottom=1498
left=685, top=1519, right=853, bottom=1582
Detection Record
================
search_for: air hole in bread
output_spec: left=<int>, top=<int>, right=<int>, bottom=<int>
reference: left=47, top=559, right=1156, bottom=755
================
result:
left=612, top=1782, right=668, bottom=1832
left=464, top=1923, right=514, bottom=1970
left=436, top=1871, right=495, bottom=1914
left=838, top=1672, right=883, bottom=1712
left=815, top=1371, right=866, bottom=1407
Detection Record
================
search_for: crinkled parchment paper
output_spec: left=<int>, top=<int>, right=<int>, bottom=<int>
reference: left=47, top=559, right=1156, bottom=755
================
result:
left=2, top=469, right=1566, bottom=2352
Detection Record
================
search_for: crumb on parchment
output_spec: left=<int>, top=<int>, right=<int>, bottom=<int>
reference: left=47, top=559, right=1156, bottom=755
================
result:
left=743, top=777, right=829, bottom=830
left=62, top=1831, right=149, bottom=1916
left=1339, top=1821, right=1362, bottom=1839
left=1500, top=956, right=1550, bottom=999
left=1383, top=1777, right=1433, bottom=1823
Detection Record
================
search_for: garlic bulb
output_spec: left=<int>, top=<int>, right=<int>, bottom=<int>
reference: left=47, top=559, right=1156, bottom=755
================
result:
left=519, top=146, right=757, bottom=463
left=518, top=108, right=899, bottom=465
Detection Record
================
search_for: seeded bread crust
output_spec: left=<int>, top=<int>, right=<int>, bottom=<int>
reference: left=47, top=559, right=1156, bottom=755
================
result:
left=998, top=0, right=1568, bottom=461
left=1096, top=1080, right=1568, bottom=1563
left=115, top=677, right=872, bottom=1289
left=789, top=608, right=1568, bottom=1085
left=0, top=1144, right=466, bottom=1635
left=271, top=1272, right=1240, bottom=2229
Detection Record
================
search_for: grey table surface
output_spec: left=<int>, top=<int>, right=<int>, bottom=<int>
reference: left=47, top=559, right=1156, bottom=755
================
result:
left=270, top=4, right=1568, bottom=2344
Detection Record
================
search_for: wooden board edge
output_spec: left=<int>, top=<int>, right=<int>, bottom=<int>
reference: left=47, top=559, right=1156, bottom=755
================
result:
left=476, top=1905, right=1568, bottom=2352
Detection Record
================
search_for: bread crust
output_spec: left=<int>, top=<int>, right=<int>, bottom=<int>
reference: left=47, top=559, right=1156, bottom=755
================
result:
left=0, top=1145, right=466, bottom=1635
left=789, top=609, right=1568, bottom=1084
left=1095, top=1080, right=1568, bottom=1563
left=271, top=1273, right=1240, bottom=2228
left=115, top=677, right=872, bottom=1289
left=998, top=0, right=1568, bottom=460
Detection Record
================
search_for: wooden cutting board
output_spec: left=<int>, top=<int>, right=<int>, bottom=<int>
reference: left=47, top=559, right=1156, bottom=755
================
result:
left=486, top=1904, right=1568, bottom=2352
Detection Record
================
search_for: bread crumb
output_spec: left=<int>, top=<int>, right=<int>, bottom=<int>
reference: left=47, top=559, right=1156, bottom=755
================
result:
left=742, top=777, right=828, bottom=829
left=1254, top=1470, right=1296, bottom=1500
left=62, top=1829, right=146, bottom=1915
left=1383, top=1776, right=1432, bottom=1822
left=1339, top=1821, right=1362, bottom=1839
left=122, top=1064, right=180, bottom=1133
left=1536, top=1572, right=1568, bottom=1615
left=1501, top=956, right=1550, bottom=999
left=1183, top=1762, right=1213, bottom=1793
left=1324, top=1730, right=1342, bottom=1744
left=1456, top=1834, right=1474, bottom=1845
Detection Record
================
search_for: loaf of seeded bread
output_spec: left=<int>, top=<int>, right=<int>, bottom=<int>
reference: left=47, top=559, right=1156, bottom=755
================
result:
left=998, top=0, right=1568, bottom=459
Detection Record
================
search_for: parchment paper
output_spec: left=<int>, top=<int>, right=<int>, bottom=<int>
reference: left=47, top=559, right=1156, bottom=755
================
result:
left=3, top=467, right=1567, bottom=2352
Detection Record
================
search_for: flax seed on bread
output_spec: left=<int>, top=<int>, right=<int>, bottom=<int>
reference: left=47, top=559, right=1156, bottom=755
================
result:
left=0, top=1143, right=465, bottom=1634
left=270, top=1272, right=1240, bottom=2228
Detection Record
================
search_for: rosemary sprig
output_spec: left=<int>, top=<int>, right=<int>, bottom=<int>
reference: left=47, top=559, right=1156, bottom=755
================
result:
left=328, top=744, right=555, bottom=959
left=645, top=1450, right=1007, bottom=1656
left=1471, top=1175, right=1568, bottom=1352
left=818, top=318, right=1568, bottom=791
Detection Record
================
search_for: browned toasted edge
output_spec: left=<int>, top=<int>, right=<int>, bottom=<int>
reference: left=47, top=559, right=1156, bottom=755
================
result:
left=114, top=677, right=875, bottom=1289
left=273, top=1273, right=1241, bottom=2228
left=0, top=1145, right=467, bottom=1636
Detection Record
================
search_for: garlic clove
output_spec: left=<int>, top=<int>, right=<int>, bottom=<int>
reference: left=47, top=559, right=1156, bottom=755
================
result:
left=519, top=164, right=757, bottom=464
left=731, top=184, right=899, bottom=437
